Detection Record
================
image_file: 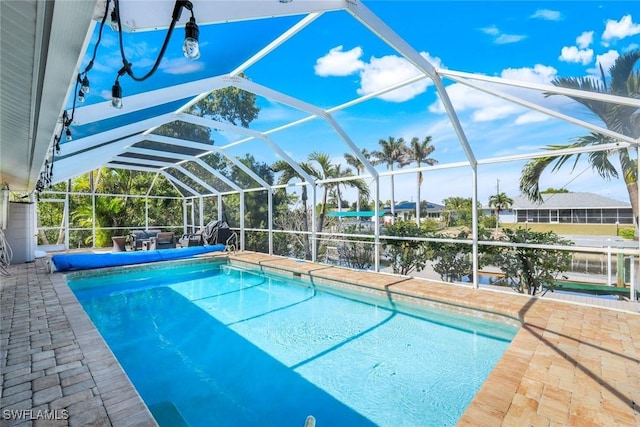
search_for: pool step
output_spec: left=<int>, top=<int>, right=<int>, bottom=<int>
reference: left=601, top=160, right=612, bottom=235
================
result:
left=149, top=401, right=190, bottom=427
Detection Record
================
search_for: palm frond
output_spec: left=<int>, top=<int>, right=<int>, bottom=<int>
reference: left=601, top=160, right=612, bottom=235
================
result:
left=609, top=50, right=640, bottom=95
left=519, top=157, right=556, bottom=202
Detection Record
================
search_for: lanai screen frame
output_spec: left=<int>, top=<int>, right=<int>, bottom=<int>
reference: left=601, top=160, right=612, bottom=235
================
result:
left=43, top=0, right=640, bottom=288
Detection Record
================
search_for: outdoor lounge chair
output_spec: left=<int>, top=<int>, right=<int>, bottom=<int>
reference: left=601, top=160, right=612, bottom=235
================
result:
left=149, top=232, right=176, bottom=250
left=130, top=229, right=161, bottom=250
left=179, top=228, right=205, bottom=247
left=202, top=220, right=231, bottom=245
left=180, top=220, right=231, bottom=247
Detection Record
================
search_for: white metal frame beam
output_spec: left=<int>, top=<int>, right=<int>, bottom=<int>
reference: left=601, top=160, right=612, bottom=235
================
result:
left=177, top=113, right=316, bottom=186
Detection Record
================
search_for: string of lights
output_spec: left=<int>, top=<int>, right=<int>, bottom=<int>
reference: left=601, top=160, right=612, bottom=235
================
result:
left=111, top=0, right=200, bottom=109
left=35, top=0, right=112, bottom=194
left=35, top=0, right=201, bottom=195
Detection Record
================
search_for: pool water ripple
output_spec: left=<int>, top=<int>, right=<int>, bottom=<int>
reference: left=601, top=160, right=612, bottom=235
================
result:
left=69, top=261, right=517, bottom=427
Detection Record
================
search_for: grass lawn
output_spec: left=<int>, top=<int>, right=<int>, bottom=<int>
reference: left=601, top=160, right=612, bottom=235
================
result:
left=498, top=223, right=632, bottom=236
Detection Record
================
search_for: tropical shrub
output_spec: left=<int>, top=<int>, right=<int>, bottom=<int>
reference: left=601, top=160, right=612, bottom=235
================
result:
left=493, top=228, right=574, bottom=295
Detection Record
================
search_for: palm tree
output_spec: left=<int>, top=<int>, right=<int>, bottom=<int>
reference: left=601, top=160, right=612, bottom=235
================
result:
left=488, top=192, right=514, bottom=233
left=407, top=136, right=437, bottom=224
left=332, top=164, right=371, bottom=214
left=443, top=196, right=469, bottom=227
left=372, top=137, right=410, bottom=219
left=520, top=50, right=640, bottom=231
left=344, top=148, right=371, bottom=213
left=273, top=152, right=369, bottom=259
left=272, top=159, right=314, bottom=260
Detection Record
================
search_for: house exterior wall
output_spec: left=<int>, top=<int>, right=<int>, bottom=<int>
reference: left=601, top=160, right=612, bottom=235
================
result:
left=514, top=208, right=633, bottom=224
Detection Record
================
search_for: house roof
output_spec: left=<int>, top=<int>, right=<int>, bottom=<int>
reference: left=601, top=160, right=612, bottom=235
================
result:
left=383, top=202, right=445, bottom=212
left=511, top=192, right=631, bottom=209
left=326, top=211, right=384, bottom=218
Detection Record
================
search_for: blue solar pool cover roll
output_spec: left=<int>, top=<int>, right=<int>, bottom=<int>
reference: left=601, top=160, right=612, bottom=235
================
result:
left=51, top=245, right=226, bottom=272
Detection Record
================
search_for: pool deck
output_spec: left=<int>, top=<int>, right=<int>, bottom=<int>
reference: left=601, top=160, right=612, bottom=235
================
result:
left=1, top=252, right=639, bottom=426
left=1, top=260, right=157, bottom=427
left=228, top=252, right=640, bottom=426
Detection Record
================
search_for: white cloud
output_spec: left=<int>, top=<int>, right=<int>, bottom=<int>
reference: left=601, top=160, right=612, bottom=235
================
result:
left=531, top=9, right=563, bottom=21
left=480, top=25, right=526, bottom=44
left=314, top=46, right=365, bottom=77
left=495, top=34, right=527, bottom=44
left=576, top=31, right=594, bottom=49
left=428, top=65, right=558, bottom=124
left=559, top=46, right=594, bottom=65
left=480, top=26, right=500, bottom=36
left=314, top=47, right=442, bottom=102
left=357, top=52, right=441, bottom=102
left=99, top=89, right=111, bottom=102
left=514, top=111, right=551, bottom=125
left=587, top=50, right=620, bottom=76
left=160, top=57, right=205, bottom=75
left=624, top=43, right=640, bottom=52
left=603, top=15, right=640, bottom=41
left=501, top=64, right=558, bottom=83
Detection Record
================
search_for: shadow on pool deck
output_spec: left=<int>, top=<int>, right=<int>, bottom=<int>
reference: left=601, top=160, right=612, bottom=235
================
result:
left=230, top=251, right=640, bottom=426
left=2, top=253, right=640, bottom=426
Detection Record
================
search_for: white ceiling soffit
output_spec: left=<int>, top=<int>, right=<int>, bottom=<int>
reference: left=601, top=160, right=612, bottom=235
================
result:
left=0, top=0, right=97, bottom=191
left=110, top=0, right=347, bottom=31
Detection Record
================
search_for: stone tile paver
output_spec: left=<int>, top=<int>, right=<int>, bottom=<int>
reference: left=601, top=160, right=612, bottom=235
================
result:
left=1, top=262, right=157, bottom=427
left=3, top=252, right=639, bottom=426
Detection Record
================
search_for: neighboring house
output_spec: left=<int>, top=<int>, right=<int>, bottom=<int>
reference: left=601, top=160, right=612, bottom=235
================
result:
left=382, top=201, right=446, bottom=223
left=325, top=210, right=385, bottom=232
left=506, top=192, right=633, bottom=225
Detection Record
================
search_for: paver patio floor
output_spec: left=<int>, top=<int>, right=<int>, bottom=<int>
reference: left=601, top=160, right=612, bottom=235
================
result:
left=2, top=253, right=639, bottom=426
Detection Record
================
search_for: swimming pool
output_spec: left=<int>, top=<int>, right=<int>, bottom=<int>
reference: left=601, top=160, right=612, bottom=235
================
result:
left=67, top=260, right=518, bottom=427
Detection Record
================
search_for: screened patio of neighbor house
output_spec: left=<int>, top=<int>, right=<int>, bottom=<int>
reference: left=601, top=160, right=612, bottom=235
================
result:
left=1, top=0, right=639, bottom=290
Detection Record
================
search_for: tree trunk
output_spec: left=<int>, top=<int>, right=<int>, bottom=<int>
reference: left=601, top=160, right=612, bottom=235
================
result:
left=36, top=207, right=50, bottom=245
left=315, top=185, right=329, bottom=259
left=415, top=170, right=421, bottom=226
left=301, top=186, right=311, bottom=260
left=355, top=171, right=361, bottom=213
left=625, top=180, right=639, bottom=239
left=390, top=165, right=395, bottom=220
left=55, top=210, right=65, bottom=245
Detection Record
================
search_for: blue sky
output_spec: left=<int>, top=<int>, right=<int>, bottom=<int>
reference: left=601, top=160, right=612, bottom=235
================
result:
left=71, top=1, right=640, bottom=207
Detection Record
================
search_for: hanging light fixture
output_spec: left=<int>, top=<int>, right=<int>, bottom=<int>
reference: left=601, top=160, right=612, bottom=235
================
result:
left=65, top=127, right=73, bottom=141
left=183, top=16, right=200, bottom=59
left=110, top=6, right=120, bottom=32
left=111, top=80, right=123, bottom=109
left=80, top=75, right=90, bottom=94
left=77, top=89, right=85, bottom=104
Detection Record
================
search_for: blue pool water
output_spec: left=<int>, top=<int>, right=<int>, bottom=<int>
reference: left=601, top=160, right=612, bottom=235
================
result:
left=68, top=261, right=518, bottom=427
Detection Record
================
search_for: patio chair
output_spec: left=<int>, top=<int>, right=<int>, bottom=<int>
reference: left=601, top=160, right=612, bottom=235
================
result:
left=130, top=229, right=161, bottom=251
left=202, top=220, right=231, bottom=245
left=180, top=220, right=231, bottom=247
left=178, top=227, right=205, bottom=247
left=149, top=232, right=176, bottom=250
